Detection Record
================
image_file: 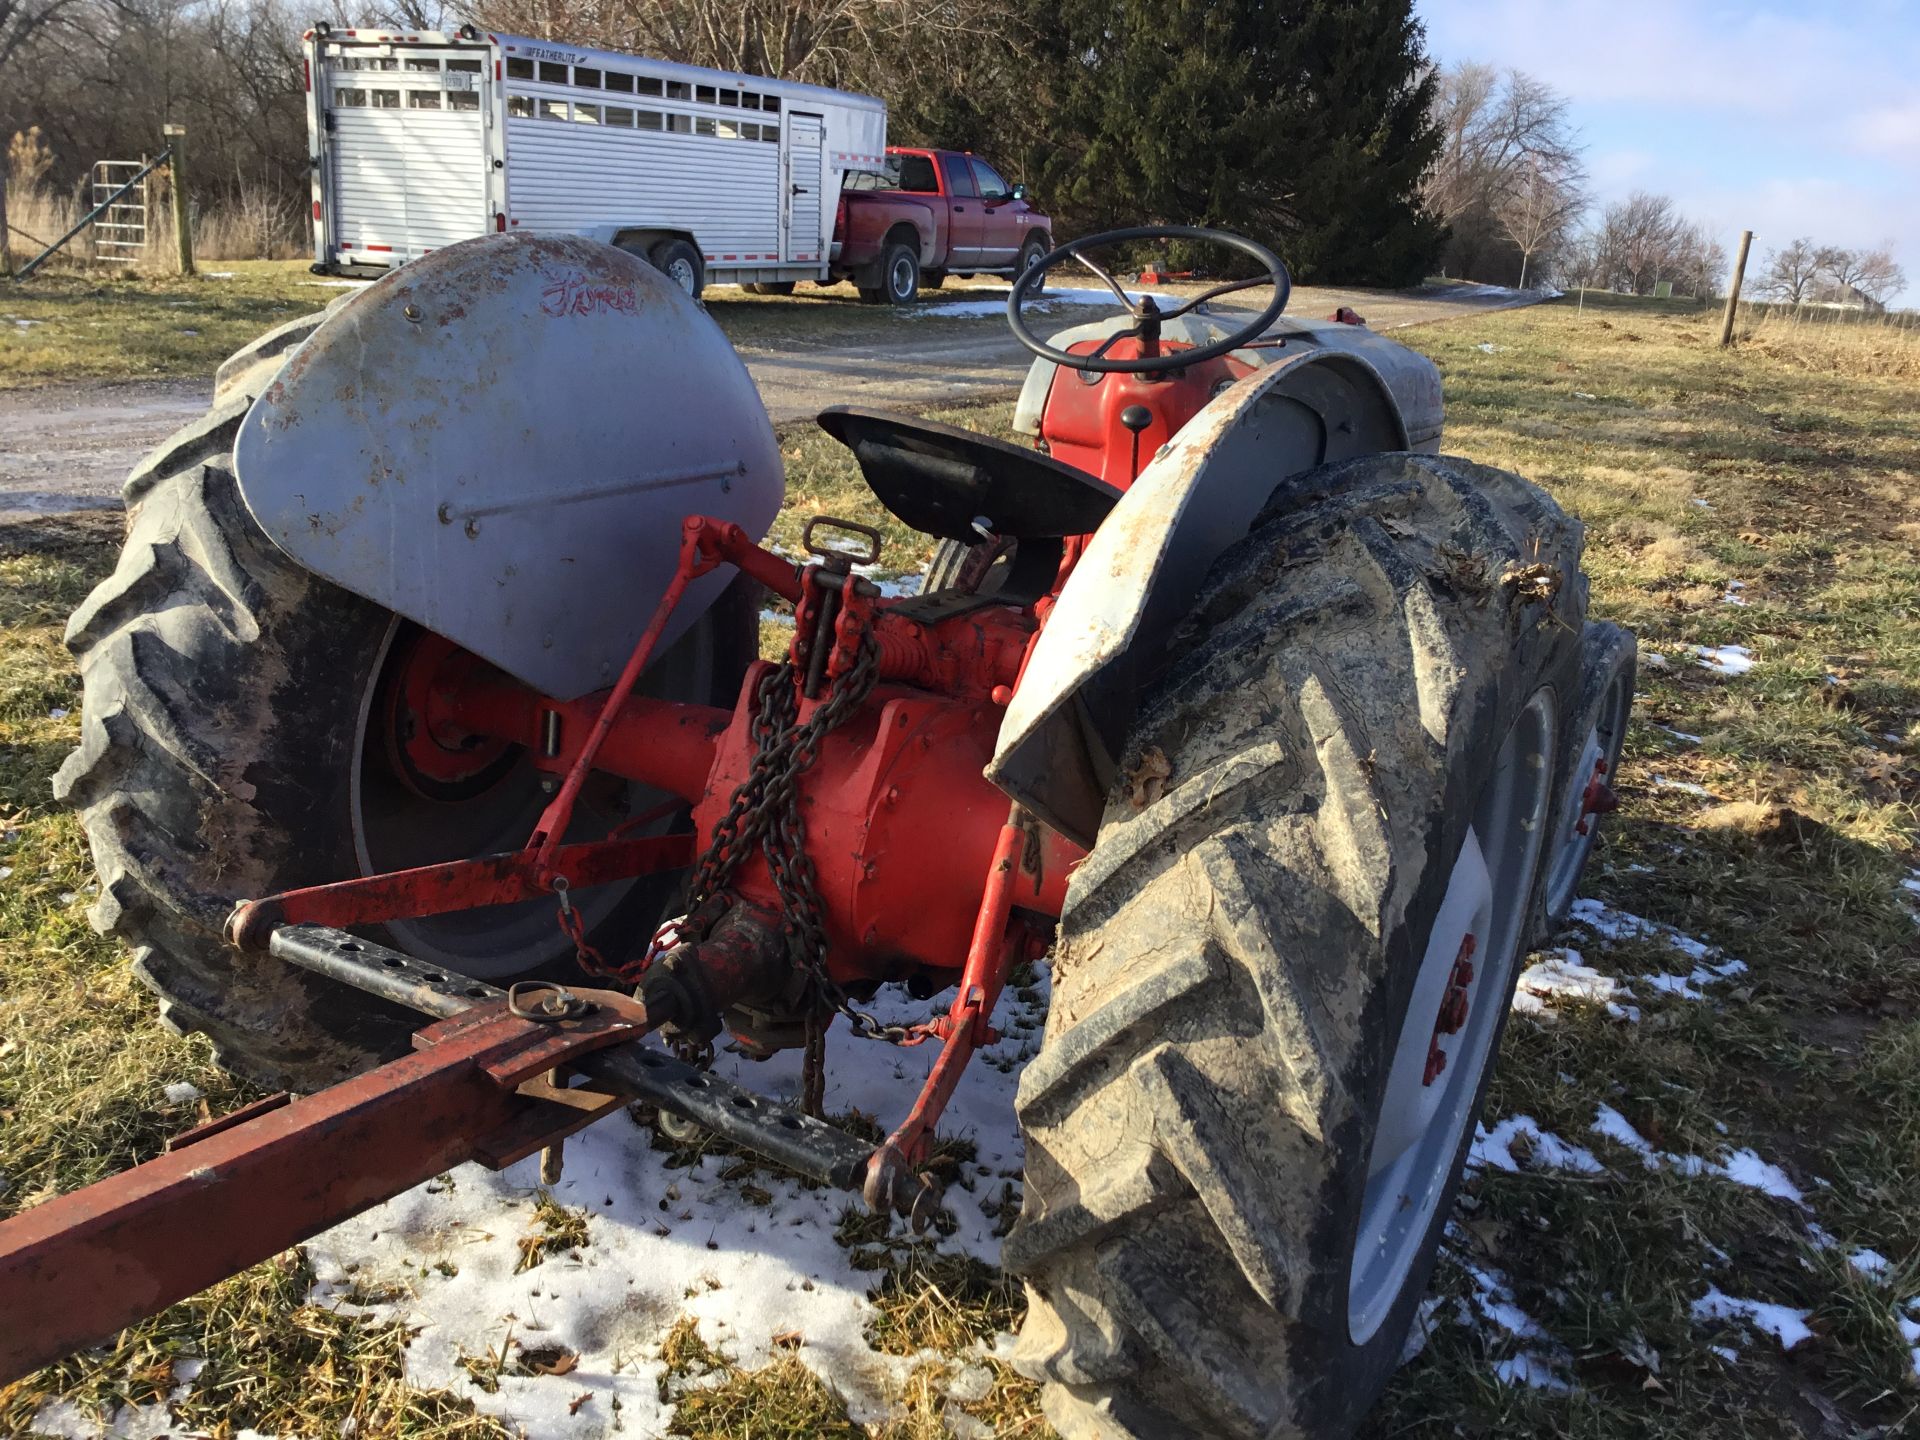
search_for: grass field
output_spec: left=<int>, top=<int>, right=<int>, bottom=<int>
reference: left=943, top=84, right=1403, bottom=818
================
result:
left=1, top=292, right=1918, bottom=1436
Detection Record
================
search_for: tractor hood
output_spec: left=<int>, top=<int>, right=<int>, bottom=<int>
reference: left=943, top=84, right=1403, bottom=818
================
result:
left=232, top=234, right=783, bottom=701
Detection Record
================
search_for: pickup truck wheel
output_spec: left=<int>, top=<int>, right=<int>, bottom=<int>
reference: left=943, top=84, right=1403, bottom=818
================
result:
left=1018, top=237, right=1049, bottom=294
left=55, top=334, right=757, bottom=1092
left=880, top=241, right=920, bottom=305
left=648, top=239, right=704, bottom=299
left=1006, top=452, right=1584, bottom=1440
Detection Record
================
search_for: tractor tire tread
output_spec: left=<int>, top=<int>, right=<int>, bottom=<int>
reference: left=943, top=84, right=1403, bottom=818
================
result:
left=1008, top=452, right=1585, bottom=1438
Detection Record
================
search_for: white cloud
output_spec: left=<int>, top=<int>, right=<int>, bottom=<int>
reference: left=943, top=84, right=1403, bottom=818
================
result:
left=1853, top=101, right=1920, bottom=162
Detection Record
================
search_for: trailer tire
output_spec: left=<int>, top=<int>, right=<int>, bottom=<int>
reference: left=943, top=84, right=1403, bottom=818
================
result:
left=56, top=362, right=757, bottom=1091
left=649, top=239, right=705, bottom=299
left=1006, top=452, right=1584, bottom=1440
left=746, top=282, right=796, bottom=297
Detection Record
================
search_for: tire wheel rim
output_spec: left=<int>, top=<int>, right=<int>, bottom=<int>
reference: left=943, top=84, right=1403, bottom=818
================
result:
left=347, top=619, right=709, bottom=980
left=1544, top=663, right=1631, bottom=919
left=669, top=258, right=697, bottom=294
left=1347, top=688, right=1556, bottom=1344
left=891, top=255, right=914, bottom=300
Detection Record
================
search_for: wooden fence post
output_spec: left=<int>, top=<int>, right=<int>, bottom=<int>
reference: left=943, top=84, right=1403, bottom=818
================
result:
left=162, top=124, right=194, bottom=276
left=1719, top=230, right=1752, bottom=348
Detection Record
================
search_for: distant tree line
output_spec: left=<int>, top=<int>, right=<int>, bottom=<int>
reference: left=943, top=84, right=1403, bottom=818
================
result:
left=1756, top=237, right=1905, bottom=312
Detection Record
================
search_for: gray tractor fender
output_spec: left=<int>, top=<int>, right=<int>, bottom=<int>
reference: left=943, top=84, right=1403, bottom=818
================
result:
left=231, top=233, right=783, bottom=701
left=989, top=343, right=1439, bottom=847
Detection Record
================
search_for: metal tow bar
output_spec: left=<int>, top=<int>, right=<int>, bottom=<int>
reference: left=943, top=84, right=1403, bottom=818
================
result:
left=0, top=925, right=870, bottom=1387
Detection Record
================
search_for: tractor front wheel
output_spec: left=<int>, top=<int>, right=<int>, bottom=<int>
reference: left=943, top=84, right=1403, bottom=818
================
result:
left=1006, top=452, right=1584, bottom=1438
left=55, top=322, right=756, bottom=1090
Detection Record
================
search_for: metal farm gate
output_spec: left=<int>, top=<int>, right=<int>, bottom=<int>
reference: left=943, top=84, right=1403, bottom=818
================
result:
left=90, top=160, right=150, bottom=264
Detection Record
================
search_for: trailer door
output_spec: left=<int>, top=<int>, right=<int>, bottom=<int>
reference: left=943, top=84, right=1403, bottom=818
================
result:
left=321, top=44, right=490, bottom=265
left=784, top=113, right=825, bottom=263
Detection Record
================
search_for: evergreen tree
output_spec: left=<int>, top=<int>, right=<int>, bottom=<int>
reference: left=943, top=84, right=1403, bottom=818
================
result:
left=1029, top=0, right=1443, bottom=285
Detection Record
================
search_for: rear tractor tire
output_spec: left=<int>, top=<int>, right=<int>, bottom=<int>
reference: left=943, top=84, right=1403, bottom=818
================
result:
left=1539, top=620, right=1635, bottom=934
left=1006, top=452, right=1585, bottom=1439
left=56, top=323, right=757, bottom=1091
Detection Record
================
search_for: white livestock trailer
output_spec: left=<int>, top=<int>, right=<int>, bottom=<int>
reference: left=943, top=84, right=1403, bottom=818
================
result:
left=302, top=25, right=887, bottom=296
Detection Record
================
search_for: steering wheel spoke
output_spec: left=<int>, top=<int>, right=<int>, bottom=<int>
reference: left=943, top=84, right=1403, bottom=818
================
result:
left=1007, top=225, right=1292, bottom=375
left=1069, top=251, right=1142, bottom=314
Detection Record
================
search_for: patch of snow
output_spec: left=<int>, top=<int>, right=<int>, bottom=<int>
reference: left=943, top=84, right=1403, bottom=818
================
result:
left=1899, top=1308, right=1920, bottom=1380
left=1651, top=775, right=1714, bottom=797
left=10, top=317, right=44, bottom=329
left=1655, top=725, right=1704, bottom=744
left=1455, top=1256, right=1577, bottom=1391
left=1591, top=1105, right=1656, bottom=1159
left=1512, top=949, right=1639, bottom=1021
left=758, top=607, right=795, bottom=627
left=1691, top=497, right=1713, bottom=509
left=176, top=328, right=200, bottom=337
left=907, top=283, right=1174, bottom=320
left=1718, top=1150, right=1805, bottom=1206
left=47, top=707, right=68, bottom=720
left=1709, top=1342, right=1740, bottom=1363
left=0, top=866, right=11, bottom=881
left=1693, top=644, right=1754, bottom=676
left=1642, top=651, right=1670, bottom=671
left=1476, top=341, right=1505, bottom=353
left=1470, top=1115, right=1604, bottom=1174
left=302, top=279, right=373, bottom=289
left=1589, top=1106, right=1808, bottom=1207
left=1494, top=1353, right=1573, bottom=1392
left=1848, top=1248, right=1890, bottom=1280
left=296, top=971, right=1051, bottom=1435
left=1899, top=873, right=1920, bottom=897
left=162, top=1082, right=203, bottom=1104
left=851, top=561, right=917, bottom=598
left=1720, top=580, right=1749, bottom=607
left=1572, top=390, right=1598, bottom=400
left=1568, top=899, right=1749, bottom=1007
left=1690, top=1286, right=1813, bottom=1350
left=204, top=270, right=236, bottom=278
left=33, top=1356, right=205, bottom=1437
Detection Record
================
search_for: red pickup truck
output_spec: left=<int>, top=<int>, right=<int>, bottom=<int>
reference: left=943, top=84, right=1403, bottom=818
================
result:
left=828, top=148, right=1052, bottom=305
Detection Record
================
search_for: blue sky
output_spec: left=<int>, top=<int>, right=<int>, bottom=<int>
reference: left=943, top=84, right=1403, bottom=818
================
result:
left=1417, top=1, right=1920, bottom=302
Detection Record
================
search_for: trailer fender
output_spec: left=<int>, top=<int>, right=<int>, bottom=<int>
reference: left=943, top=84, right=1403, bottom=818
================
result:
left=232, top=233, right=783, bottom=701
left=988, top=348, right=1430, bottom=846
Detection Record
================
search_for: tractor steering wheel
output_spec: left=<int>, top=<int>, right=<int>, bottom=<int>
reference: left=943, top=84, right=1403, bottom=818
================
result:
left=1007, top=225, right=1292, bottom=375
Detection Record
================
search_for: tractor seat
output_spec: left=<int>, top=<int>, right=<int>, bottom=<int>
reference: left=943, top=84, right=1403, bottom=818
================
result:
left=816, top=406, right=1122, bottom=544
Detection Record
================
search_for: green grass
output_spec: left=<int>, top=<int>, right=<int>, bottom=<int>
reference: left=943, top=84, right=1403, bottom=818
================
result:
left=3, top=294, right=1919, bottom=1435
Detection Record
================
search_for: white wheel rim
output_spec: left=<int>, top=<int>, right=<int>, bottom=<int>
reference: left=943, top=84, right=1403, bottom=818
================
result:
left=1347, top=689, right=1556, bottom=1343
left=1544, top=664, right=1630, bottom=918
left=892, top=255, right=914, bottom=298
left=669, top=259, right=696, bottom=293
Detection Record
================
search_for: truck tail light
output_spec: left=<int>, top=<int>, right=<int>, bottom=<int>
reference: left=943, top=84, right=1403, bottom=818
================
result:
left=313, top=201, right=322, bottom=220
left=495, top=213, right=506, bottom=232
left=303, top=58, right=310, bottom=92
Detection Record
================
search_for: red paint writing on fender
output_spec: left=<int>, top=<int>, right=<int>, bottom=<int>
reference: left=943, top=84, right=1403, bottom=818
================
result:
left=541, top=270, right=639, bottom=317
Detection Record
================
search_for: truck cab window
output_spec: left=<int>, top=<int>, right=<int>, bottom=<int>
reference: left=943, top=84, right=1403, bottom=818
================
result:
left=971, top=159, right=1011, bottom=201
left=943, top=155, right=979, bottom=198
left=897, top=155, right=938, bottom=192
